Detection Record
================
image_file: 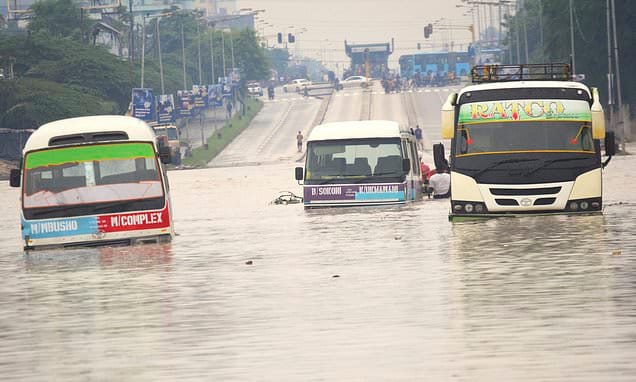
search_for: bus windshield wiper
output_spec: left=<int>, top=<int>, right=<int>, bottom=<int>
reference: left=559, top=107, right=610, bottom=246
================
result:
left=473, top=158, right=539, bottom=177
left=523, top=157, right=591, bottom=176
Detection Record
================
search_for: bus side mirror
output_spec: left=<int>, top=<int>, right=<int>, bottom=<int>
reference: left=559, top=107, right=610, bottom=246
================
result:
left=433, top=143, right=446, bottom=170
left=441, top=93, right=457, bottom=139
left=402, top=158, right=411, bottom=173
left=159, top=146, right=172, bottom=165
left=295, top=166, right=304, bottom=181
left=591, top=87, right=606, bottom=139
left=9, top=169, right=20, bottom=188
left=605, top=131, right=616, bottom=157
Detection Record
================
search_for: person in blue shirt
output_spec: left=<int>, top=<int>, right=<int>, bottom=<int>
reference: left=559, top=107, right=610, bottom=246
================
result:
left=414, top=125, right=423, bottom=150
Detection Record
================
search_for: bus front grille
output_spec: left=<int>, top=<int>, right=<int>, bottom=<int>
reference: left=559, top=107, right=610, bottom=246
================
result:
left=489, top=187, right=562, bottom=196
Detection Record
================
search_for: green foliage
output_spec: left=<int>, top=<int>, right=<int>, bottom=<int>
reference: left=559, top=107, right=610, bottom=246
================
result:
left=1, top=33, right=135, bottom=110
left=506, top=0, right=635, bottom=105
left=28, top=0, right=82, bottom=39
left=266, top=48, right=290, bottom=78
left=0, top=4, right=271, bottom=131
left=0, top=78, right=118, bottom=130
left=147, top=13, right=271, bottom=85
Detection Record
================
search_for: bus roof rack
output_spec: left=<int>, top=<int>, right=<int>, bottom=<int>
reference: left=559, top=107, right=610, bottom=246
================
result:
left=471, top=63, right=571, bottom=84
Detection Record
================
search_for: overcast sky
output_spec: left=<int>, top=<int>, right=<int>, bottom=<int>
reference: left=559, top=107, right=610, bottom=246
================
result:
left=237, top=0, right=480, bottom=71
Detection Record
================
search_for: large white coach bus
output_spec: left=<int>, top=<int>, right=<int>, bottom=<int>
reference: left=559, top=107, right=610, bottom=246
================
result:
left=434, top=64, right=616, bottom=221
left=295, top=120, right=422, bottom=208
left=9, top=115, right=175, bottom=250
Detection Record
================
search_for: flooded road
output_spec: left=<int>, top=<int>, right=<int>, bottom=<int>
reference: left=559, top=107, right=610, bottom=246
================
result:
left=1, top=88, right=635, bottom=381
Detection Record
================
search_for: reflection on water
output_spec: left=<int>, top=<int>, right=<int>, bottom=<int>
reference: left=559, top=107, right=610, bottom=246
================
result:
left=0, top=162, right=635, bottom=381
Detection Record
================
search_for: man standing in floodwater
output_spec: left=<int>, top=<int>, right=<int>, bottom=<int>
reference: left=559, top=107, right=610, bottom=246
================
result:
left=428, top=165, right=451, bottom=198
left=296, top=131, right=303, bottom=152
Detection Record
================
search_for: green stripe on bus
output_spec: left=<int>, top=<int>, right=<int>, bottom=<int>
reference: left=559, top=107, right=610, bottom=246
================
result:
left=25, top=143, right=155, bottom=169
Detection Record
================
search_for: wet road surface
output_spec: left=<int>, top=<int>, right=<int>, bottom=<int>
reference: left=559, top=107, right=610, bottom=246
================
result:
left=0, top=86, right=635, bottom=381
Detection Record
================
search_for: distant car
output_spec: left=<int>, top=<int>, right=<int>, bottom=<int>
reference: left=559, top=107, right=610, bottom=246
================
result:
left=247, top=82, right=263, bottom=97
left=341, top=76, right=371, bottom=88
left=283, top=79, right=312, bottom=93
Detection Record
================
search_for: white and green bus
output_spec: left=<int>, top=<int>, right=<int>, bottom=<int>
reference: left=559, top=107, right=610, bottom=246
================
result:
left=434, top=64, right=616, bottom=220
left=10, top=115, right=175, bottom=250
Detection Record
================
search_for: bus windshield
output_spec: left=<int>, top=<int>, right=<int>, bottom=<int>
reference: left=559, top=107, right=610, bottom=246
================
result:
left=305, top=138, right=404, bottom=184
left=154, top=127, right=178, bottom=140
left=23, top=142, right=163, bottom=209
left=455, top=121, right=595, bottom=156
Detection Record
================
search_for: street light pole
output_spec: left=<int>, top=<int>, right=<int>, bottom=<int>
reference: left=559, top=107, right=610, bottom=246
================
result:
left=141, top=16, right=146, bottom=87
left=181, top=23, right=187, bottom=90
left=128, top=0, right=134, bottom=63
left=210, top=26, right=216, bottom=84
left=157, top=17, right=165, bottom=94
left=229, top=30, right=236, bottom=73
left=197, top=20, right=202, bottom=85
left=522, top=0, right=529, bottom=63
left=569, top=0, right=576, bottom=75
left=221, top=31, right=226, bottom=78
left=610, top=0, right=626, bottom=142
left=606, top=0, right=614, bottom=135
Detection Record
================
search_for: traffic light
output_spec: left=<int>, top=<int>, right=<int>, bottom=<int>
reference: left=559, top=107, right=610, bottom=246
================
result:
left=417, top=43, right=421, bottom=50
left=277, top=32, right=282, bottom=44
left=424, top=23, right=433, bottom=39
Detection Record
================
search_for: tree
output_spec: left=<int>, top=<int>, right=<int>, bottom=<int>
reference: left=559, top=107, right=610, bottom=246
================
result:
left=28, top=0, right=82, bottom=40
left=505, top=0, right=635, bottom=106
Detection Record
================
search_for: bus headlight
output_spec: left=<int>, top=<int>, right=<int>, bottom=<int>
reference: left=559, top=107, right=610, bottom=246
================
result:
left=566, top=198, right=602, bottom=212
left=452, top=201, right=488, bottom=214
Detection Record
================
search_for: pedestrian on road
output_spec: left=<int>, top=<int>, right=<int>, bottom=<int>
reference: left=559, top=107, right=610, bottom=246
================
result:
left=296, top=131, right=304, bottom=152
left=226, top=101, right=233, bottom=120
left=414, top=125, right=423, bottom=150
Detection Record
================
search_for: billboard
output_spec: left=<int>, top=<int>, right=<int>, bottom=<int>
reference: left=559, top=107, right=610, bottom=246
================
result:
left=131, top=88, right=155, bottom=121
left=192, top=85, right=209, bottom=109
left=177, top=90, right=194, bottom=117
left=207, top=85, right=224, bottom=107
left=156, top=94, right=176, bottom=124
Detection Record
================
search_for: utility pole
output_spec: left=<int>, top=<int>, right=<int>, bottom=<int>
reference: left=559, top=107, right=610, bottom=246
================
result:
left=538, top=0, right=544, bottom=62
left=197, top=20, right=202, bottom=85
left=181, top=23, right=187, bottom=90
left=229, top=31, right=236, bottom=74
left=515, top=2, right=520, bottom=63
left=128, top=0, right=134, bottom=63
left=157, top=18, right=165, bottom=94
left=569, top=0, right=576, bottom=75
left=221, top=31, right=226, bottom=78
left=141, top=16, right=146, bottom=87
left=521, top=0, right=529, bottom=63
left=498, top=0, right=502, bottom=48
left=610, top=0, right=626, bottom=142
left=209, top=26, right=216, bottom=84
left=606, top=0, right=614, bottom=135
